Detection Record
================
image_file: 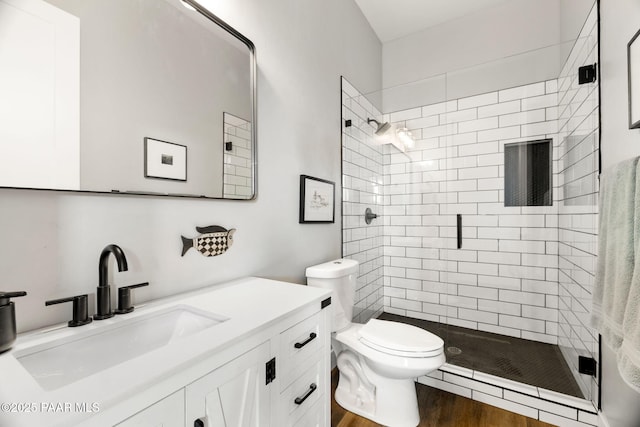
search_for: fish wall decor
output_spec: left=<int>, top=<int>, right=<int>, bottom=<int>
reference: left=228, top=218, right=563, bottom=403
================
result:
left=181, top=225, right=236, bottom=257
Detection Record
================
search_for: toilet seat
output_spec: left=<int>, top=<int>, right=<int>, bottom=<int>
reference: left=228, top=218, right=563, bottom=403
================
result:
left=358, top=319, right=444, bottom=358
left=334, top=321, right=446, bottom=379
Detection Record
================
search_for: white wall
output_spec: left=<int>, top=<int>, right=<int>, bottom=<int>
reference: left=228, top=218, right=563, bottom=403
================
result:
left=599, top=0, right=640, bottom=426
left=560, top=0, right=597, bottom=45
left=0, top=0, right=381, bottom=333
left=0, top=0, right=80, bottom=190
left=381, top=0, right=594, bottom=112
left=383, top=0, right=560, bottom=88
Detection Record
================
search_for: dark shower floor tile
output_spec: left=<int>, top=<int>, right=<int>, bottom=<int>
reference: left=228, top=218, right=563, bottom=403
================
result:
left=378, top=312, right=584, bottom=398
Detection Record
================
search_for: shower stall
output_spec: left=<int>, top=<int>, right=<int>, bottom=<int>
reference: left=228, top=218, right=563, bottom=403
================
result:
left=340, top=2, right=600, bottom=420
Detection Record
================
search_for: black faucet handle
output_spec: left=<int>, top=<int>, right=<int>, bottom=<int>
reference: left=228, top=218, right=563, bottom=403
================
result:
left=121, top=282, right=150, bottom=290
left=0, top=291, right=27, bottom=306
left=46, top=294, right=92, bottom=327
left=115, top=282, right=149, bottom=315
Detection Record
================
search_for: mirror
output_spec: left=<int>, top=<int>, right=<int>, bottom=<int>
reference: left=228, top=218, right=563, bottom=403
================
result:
left=0, top=0, right=256, bottom=199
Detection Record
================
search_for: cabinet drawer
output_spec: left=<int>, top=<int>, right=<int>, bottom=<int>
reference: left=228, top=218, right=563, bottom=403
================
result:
left=288, top=397, right=325, bottom=427
left=280, top=358, right=325, bottom=426
left=279, top=311, right=322, bottom=390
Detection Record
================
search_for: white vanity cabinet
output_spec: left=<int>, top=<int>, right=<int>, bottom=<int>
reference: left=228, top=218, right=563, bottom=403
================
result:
left=111, top=286, right=331, bottom=427
left=115, top=390, right=185, bottom=427
left=185, top=341, right=271, bottom=426
left=115, top=342, right=272, bottom=427
left=4, top=279, right=331, bottom=427
left=277, top=311, right=330, bottom=426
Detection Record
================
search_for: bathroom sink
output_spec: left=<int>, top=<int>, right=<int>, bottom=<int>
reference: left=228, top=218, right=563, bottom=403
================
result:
left=14, top=305, right=227, bottom=391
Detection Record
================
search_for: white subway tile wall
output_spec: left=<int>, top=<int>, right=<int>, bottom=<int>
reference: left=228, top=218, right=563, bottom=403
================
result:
left=341, top=77, right=385, bottom=323
left=556, top=4, right=599, bottom=403
left=222, top=112, right=253, bottom=198
left=383, top=76, right=561, bottom=345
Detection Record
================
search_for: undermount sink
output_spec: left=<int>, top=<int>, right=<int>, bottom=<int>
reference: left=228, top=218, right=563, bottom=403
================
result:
left=15, top=305, right=227, bottom=391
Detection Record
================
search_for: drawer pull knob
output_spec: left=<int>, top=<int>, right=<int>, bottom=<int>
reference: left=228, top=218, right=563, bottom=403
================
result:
left=294, top=332, right=317, bottom=349
left=294, top=383, right=317, bottom=405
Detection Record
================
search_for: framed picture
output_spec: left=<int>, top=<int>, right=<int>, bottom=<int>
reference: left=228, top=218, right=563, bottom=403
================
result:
left=299, top=175, right=335, bottom=223
left=144, top=137, right=187, bottom=181
left=628, top=28, right=640, bottom=129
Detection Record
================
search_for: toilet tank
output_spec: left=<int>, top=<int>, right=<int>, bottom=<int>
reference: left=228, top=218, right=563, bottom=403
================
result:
left=305, top=259, right=358, bottom=332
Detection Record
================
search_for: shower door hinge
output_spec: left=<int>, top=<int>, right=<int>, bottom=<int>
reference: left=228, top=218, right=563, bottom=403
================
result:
left=578, top=63, right=597, bottom=84
left=578, top=356, right=597, bottom=376
left=266, top=357, right=276, bottom=384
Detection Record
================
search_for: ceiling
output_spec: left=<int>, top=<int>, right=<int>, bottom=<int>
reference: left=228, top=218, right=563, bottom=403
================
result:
left=354, top=0, right=512, bottom=43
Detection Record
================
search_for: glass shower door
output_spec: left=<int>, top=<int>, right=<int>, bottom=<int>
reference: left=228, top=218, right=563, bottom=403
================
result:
left=437, top=33, right=599, bottom=402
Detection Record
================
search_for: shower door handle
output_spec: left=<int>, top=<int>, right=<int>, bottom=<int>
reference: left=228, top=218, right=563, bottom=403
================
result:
left=457, top=214, right=462, bottom=249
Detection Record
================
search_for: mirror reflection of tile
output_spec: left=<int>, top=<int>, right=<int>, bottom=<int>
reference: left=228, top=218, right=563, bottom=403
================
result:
left=223, top=112, right=253, bottom=198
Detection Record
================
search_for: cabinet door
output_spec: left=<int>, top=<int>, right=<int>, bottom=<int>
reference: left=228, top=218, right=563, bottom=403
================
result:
left=115, top=390, right=185, bottom=427
left=186, top=342, right=270, bottom=427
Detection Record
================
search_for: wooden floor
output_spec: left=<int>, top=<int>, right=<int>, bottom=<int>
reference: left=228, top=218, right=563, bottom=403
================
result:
left=330, top=369, right=555, bottom=427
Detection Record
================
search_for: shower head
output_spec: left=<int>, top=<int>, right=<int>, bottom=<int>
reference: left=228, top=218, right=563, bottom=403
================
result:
left=367, top=118, right=391, bottom=136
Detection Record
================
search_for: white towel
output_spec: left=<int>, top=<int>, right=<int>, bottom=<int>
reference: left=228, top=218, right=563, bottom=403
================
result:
left=592, top=157, right=638, bottom=349
left=592, top=156, right=640, bottom=392
left=618, top=158, right=640, bottom=393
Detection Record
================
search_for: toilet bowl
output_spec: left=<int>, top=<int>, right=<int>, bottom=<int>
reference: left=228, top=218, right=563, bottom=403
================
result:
left=306, top=259, right=445, bottom=427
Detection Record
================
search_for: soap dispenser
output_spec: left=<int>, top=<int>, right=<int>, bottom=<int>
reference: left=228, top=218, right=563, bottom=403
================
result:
left=0, top=291, right=27, bottom=353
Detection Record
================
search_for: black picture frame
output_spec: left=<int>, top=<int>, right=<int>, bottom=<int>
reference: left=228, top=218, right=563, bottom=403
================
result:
left=299, top=175, right=335, bottom=223
left=144, top=137, right=187, bottom=182
left=628, top=28, right=640, bottom=129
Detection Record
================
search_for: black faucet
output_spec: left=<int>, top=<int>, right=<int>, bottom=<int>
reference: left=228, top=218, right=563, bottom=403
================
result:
left=94, top=244, right=128, bottom=320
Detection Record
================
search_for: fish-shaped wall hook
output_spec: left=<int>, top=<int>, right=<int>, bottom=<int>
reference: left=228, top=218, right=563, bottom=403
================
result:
left=181, top=225, right=236, bottom=257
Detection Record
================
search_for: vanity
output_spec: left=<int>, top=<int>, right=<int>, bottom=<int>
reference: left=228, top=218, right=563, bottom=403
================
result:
left=0, top=1, right=334, bottom=424
left=0, top=278, right=332, bottom=426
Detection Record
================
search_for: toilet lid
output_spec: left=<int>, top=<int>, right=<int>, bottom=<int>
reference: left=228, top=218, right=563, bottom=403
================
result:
left=358, top=319, right=444, bottom=357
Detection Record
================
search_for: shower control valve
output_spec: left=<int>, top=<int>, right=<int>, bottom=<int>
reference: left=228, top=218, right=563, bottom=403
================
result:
left=365, top=208, right=378, bottom=224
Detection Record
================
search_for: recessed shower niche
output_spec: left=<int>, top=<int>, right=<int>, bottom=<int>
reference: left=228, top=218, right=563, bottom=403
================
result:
left=504, top=139, right=552, bottom=207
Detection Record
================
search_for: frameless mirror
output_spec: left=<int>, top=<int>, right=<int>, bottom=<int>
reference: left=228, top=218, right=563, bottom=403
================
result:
left=0, top=0, right=256, bottom=199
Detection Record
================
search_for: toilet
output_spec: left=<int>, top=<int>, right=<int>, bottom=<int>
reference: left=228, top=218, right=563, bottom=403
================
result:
left=306, top=258, right=445, bottom=427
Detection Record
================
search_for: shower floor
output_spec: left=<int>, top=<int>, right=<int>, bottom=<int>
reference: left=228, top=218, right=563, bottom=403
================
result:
left=378, top=312, right=584, bottom=398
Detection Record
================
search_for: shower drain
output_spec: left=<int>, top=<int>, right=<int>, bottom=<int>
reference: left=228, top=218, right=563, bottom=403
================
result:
left=447, top=346, right=462, bottom=355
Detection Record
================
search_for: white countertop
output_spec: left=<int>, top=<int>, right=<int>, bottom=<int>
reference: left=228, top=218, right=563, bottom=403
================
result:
left=0, top=277, right=331, bottom=426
